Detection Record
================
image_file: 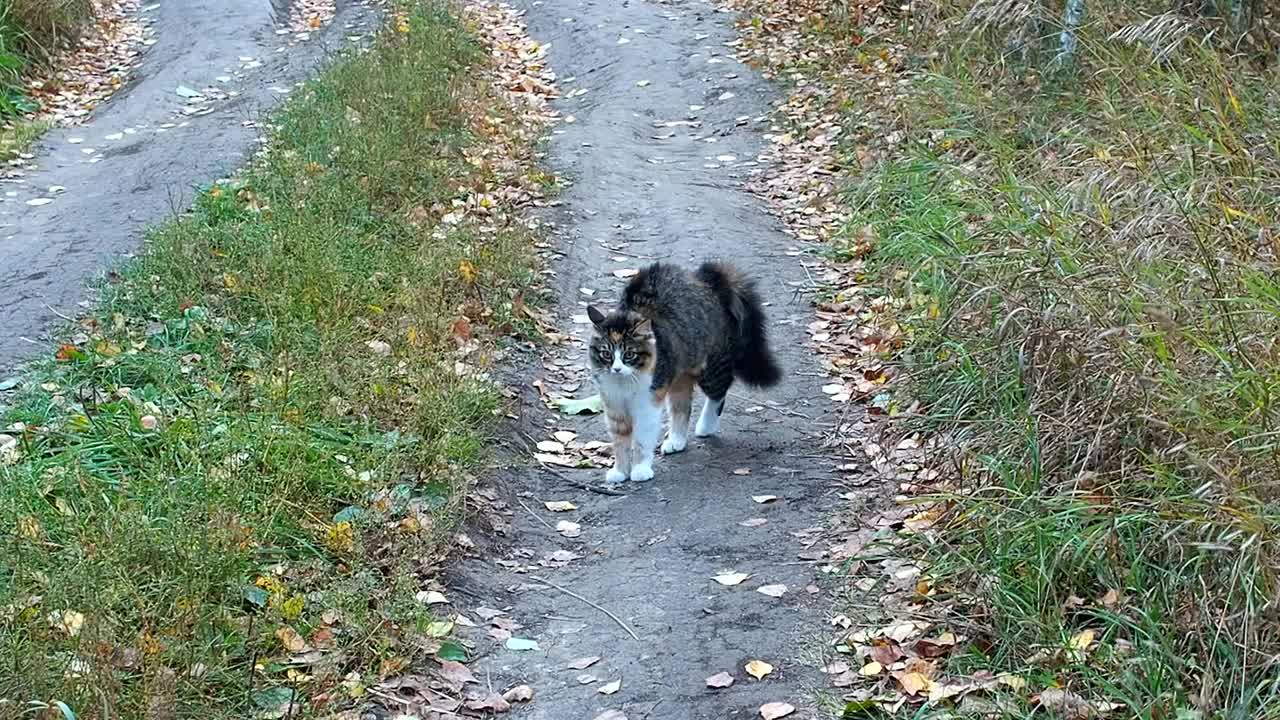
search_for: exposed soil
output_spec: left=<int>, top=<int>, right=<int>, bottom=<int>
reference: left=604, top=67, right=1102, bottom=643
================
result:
left=450, top=0, right=853, bottom=717
left=0, top=0, right=380, bottom=372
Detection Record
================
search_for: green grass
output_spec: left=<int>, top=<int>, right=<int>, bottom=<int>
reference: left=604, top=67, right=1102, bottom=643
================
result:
left=0, top=0, right=96, bottom=115
left=744, top=0, right=1280, bottom=716
left=842, top=6, right=1280, bottom=718
left=0, top=2, right=539, bottom=716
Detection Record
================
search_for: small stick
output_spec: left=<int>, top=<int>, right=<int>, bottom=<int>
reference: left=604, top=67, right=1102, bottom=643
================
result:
left=530, top=574, right=640, bottom=641
left=540, top=464, right=627, bottom=496
left=516, top=497, right=556, bottom=532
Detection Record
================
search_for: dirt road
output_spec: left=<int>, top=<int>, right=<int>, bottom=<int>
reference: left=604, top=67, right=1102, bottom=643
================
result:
left=0, top=0, right=377, bottom=372
left=455, top=0, right=843, bottom=717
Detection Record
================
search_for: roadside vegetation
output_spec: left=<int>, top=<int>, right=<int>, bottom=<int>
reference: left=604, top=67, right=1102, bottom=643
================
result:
left=739, top=0, right=1280, bottom=716
left=0, top=1, right=545, bottom=716
left=0, top=0, right=96, bottom=115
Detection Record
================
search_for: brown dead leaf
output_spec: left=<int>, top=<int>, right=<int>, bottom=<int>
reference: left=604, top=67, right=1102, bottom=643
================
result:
left=438, top=660, right=477, bottom=686
left=464, top=692, right=511, bottom=713
left=1038, top=688, right=1095, bottom=719
left=275, top=625, right=310, bottom=653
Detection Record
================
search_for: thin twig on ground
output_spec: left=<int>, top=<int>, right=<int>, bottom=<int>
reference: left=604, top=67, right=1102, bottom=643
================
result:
left=530, top=574, right=640, bottom=641
left=516, top=497, right=556, bottom=531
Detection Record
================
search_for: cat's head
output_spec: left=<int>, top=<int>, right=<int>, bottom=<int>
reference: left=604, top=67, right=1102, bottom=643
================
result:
left=586, top=307, right=654, bottom=377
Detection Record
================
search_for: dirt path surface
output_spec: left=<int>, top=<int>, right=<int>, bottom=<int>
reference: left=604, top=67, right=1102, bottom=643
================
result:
left=456, top=1, right=841, bottom=717
left=0, top=0, right=378, bottom=372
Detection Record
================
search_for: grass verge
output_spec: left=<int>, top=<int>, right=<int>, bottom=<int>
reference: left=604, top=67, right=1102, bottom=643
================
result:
left=0, top=1, right=542, bottom=716
left=741, top=0, right=1280, bottom=716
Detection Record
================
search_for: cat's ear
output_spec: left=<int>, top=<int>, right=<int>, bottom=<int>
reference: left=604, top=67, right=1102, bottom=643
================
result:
left=631, top=317, right=652, bottom=337
left=586, top=305, right=607, bottom=327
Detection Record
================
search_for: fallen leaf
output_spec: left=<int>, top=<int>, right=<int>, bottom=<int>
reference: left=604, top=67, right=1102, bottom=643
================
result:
left=598, top=678, right=621, bottom=695
left=50, top=610, right=85, bottom=637
left=438, top=660, right=477, bottom=686
left=752, top=495, right=778, bottom=504
left=760, top=702, right=795, bottom=719
left=556, top=520, right=582, bottom=538
left=593, top=712, right=627, bottom=720
left=1070, top=629, right=1096, bottom=651
left=757, top=584, right=787, bottom=598
left=577, top=673, right=597, bottom=684
left=552, top=394, right=605, bottom=415
left=537, top=440, right=566, bottom=453
left=820, top=661, right=850, bottom=675
left=506, top=637, right=541, bottom=652
left=732, top=467, right=751, bottom=475
left=416, top=590, right=449, bottom=605
left=554, top=430, right=578, bottom=444
left=366, top=339, right=391, bottom=355
left=26, top=198, right=54, bottom=206
left=705, top=671, right=735, bottom=688
left=425, top=619, right=454, bottom=638
left=502, top=685, right=535, bottom=703
left=464, top=692, right=511, bottom=713
left=275, top=626, right=309, bottom=653
left=859, top=661, right=882, bottom=676
left=745, top=660, right=773, bottom=680
left=740, top=518, right=768, bottom=527
left=544, top=501, right=577, bottom=512
left=713, top=571, right=751, bottom=586
left=567, top=656, right=601, bottom=670
left=1038, top=688, right=1095, bottom=719
left=895, top=670, right=932, bottom=696
left=612, top=268, right=638, bottom=279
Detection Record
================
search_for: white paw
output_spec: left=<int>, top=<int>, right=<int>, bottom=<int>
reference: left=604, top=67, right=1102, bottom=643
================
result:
left=605, top=468, right=627, bottom=484
left=661, top=434, right=687, bottom=455
left=695, top=415, right=720, bottom=437
left=630, top=464, right=655, bottom=482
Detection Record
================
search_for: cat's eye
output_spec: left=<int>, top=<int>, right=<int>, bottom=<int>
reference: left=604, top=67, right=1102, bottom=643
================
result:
left=596, top=347, right=611, bottom=359
left=623, top=351, right=638, bottom=362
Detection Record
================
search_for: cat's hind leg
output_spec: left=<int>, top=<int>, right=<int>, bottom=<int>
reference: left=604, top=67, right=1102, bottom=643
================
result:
left=696, top=352, right=733, bottom=437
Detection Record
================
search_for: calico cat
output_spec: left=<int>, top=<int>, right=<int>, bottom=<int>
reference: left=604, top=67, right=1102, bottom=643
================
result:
left=586, top=261, right=781, bottom=483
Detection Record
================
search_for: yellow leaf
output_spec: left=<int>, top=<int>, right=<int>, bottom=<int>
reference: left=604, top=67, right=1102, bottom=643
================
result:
left=406, top=326, right=419, bottom=345
left=859, top=661, right=883, bottom=676
left=1070, top=628, right=1095, bottom=651
left=426, top=619, right=455, bottom=638
left=896, top=671, right=932, bottom=695
left=745, top=659, right=773, bottom=680
left=222, top=273, right=240, bottom=290
left=326, top=521, right=356, bottom=553
left=281, top=594, right=305, bottom=620
left=543, top=500, right=577, bottom=512
left=458, top=259, right=478, bottom=283
left=50, top=610, right=85, bottom=637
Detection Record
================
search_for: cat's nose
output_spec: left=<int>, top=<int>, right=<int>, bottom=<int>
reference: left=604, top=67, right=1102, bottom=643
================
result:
left=611, top=367, right=622, bottom=373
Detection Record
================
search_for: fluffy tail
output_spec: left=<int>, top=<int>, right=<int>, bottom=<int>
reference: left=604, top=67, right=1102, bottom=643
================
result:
left=695, top=261, right=782, bottom=388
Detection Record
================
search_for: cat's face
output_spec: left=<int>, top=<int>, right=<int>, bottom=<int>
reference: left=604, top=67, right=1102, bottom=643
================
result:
left=587, top=307, right=655, bottom=377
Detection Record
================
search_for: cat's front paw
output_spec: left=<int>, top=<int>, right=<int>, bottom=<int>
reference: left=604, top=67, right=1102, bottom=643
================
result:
left=629, top=464, right=655, bottom=482
left=660, top=434, right=687, bottom=455
left=605, top=468, right=628, bottom=484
